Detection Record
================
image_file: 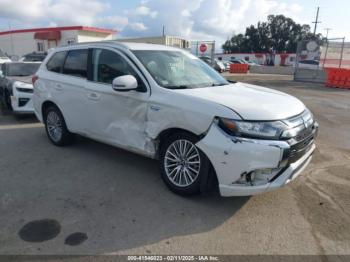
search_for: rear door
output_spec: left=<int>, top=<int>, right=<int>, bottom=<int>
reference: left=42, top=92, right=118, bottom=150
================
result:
left=44, top=49, right=89, bottom=133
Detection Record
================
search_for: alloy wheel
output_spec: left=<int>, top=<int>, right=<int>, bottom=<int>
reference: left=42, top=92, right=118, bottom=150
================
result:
left=46, top=111, right=63, bottom=143
left=164, top=139, right=201, bottom=187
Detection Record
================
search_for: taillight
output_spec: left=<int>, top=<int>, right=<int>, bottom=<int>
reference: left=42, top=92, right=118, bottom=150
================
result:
left=32, top=75, right=39, bottom=85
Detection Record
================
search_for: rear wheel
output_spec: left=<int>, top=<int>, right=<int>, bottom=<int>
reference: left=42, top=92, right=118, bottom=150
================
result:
left=44, top=106, right=74, bottom=146
left=159, top=132, right=210, bottom=196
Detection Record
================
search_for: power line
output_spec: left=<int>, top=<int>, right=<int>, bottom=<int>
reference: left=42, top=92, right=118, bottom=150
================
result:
left=312, top=6, right=322, bottom=35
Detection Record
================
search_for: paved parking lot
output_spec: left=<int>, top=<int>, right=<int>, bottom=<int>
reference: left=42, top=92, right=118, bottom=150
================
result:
left=0, top=78, right=349, bottom=255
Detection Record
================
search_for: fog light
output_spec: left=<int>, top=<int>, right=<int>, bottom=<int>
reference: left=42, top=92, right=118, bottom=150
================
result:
left=234, top=168, right=280, bottom=186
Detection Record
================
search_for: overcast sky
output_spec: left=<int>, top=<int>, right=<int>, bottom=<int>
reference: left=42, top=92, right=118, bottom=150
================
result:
left=0, top=0, right=348, bottom=49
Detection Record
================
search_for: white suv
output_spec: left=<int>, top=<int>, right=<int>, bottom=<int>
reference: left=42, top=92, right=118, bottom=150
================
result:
left=33, top=42, right=318, bottom=197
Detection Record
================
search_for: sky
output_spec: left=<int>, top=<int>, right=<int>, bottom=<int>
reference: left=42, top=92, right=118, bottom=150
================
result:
left=0, top=0, right=349, bottom=50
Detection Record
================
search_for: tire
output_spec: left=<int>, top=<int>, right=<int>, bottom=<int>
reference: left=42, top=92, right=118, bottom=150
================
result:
left=4, top=90, right=12, bottom=112
left=159, top=132, right=210, bottom=196
left=0, top=90, right=12, bottom=114
left=44, top=106, right=74, bottom=146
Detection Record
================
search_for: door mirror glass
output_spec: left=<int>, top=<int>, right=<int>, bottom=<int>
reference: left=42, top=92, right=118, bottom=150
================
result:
left=112, top=75, right=138, bottom=92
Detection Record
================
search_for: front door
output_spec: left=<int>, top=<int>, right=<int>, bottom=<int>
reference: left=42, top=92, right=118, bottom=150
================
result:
left=83, top=48, right=150, bottom=153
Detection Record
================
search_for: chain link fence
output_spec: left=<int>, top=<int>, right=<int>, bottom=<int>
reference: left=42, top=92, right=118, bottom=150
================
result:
left=294, top=38, right=349, bottom=83
left=320, top=38, right=350, bottom=69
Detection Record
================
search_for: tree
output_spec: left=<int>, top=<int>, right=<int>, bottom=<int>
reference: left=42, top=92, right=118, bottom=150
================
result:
left=222, top=15, right=322, bottom=53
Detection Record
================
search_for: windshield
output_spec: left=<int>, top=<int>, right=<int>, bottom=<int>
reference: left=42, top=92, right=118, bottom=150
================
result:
left=7, top=63, right=40, bottom=76
left=132, top=50, right=229, bottom=89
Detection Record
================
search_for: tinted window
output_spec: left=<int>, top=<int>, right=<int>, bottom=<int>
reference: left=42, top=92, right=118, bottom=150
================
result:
left=1, top=64, right=5, bottom=74
left=92, top=49, right=138, bottom=84
left=47, top=51, right=67, bottom=73
left=7, top=63, right=40, bottom=76
left=63, top=49, right=88, bottom=78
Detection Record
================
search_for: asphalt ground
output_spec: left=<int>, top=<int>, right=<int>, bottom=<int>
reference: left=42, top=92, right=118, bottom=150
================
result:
left=0, top=76, right=349, bottom=257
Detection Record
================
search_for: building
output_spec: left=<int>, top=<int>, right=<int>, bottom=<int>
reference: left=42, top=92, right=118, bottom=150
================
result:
left=0, top=26, right=116, bottom=59
left=116, top=35, right=190, bottom=49
left=215, top=52, right=297, bottom=66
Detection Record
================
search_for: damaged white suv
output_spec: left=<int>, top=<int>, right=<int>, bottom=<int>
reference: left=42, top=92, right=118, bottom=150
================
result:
left=33, top=42, right=318, bottom=197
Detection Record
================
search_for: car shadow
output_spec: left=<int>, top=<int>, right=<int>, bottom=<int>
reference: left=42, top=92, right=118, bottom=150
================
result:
left=66, top=136, right=250, bottom=253
left=0, top=127, right=250, bottom=254
left=0, top=111, right=38, bottom=125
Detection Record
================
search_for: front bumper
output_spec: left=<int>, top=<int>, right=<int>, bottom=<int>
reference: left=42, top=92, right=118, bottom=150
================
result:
left=196, top=122, right=318, bottom=197
left=11, top=88, right=34, bottom=114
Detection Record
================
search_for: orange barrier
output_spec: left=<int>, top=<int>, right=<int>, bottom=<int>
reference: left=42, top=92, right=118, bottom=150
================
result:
left=325, top=68, right=350, bottom=89
left=230, top=64, right=249, bottom=74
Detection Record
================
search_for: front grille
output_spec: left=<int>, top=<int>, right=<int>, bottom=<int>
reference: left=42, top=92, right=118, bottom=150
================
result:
left=288, top=123, right=317, bottom=163
left=18, top=98, right=30, bottom=107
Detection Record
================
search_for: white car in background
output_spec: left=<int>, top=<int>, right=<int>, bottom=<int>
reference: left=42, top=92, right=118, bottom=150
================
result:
left=297, top=59, right=320, bottom=69
left=0, top=56, right=11, bottom=65
left=33, top=42, right=318, bottom=197
left=0, top=62, right=40, bottom=114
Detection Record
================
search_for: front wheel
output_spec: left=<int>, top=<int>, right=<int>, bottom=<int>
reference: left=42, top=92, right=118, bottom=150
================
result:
left=159, top=133, right=210, bottom=196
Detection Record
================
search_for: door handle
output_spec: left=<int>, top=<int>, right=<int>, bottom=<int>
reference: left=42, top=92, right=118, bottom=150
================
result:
left=87, top=92, right=100, bottom=101
left=54, top=84, right=63, bottom=91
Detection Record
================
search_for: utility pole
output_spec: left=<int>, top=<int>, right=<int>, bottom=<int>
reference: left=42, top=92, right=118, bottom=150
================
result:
left=312, top=6, right=321, bottom=35
left=162, top=25, right=165, bottom=45
left=8, top=21, right=15, bottom=57
left=324, top=28, right=332, bottom=39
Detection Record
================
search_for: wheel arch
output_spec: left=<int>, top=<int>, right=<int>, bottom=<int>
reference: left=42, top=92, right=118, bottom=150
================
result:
left=156, top=128, right=202, bottom=156
left=156, top=127, right=218, bottom=193
left=41, top=100, right=62, bottom=121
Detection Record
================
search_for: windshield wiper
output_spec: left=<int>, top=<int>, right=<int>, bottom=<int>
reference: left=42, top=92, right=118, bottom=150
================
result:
left=211, top=83, right=229, bottom=86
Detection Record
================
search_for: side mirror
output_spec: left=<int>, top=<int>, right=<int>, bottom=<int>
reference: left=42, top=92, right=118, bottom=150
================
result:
left=112, top=75, right=138, bottom=92
left=0, top=70, right=3, bottom=78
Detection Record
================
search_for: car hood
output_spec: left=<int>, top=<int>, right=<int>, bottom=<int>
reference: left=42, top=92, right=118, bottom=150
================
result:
left=174, top=82, right=305, bottom=120
left=7, top=76, right=32, bottom=84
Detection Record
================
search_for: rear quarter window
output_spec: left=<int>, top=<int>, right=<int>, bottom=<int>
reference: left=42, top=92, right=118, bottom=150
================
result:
left=46, top=51, right=67, bottom=73
left=62, top=49, right=88, bottom=78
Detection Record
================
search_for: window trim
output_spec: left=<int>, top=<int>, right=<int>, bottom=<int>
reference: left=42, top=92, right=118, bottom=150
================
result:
left=46, top=51, right=68, bottom=74
left=62, top=49, right=89, bottom=79
left=87, top=47, right=148, bottom=93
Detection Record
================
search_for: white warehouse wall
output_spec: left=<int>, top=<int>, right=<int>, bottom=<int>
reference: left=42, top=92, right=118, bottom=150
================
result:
left=0, top=29, right=114, bottom=59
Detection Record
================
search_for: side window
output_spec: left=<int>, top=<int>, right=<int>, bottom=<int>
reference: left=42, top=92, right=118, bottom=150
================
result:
left=63, top=49, right=88, bottom=78
left=1, top=64, right=6, bottom=75
left=46, top=51, right=67, bottom=73
left=91, top=49, right=140, bottom=85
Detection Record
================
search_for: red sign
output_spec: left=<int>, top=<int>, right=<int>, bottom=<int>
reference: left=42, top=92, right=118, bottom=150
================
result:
left=199, top=43, right=207, bottom=53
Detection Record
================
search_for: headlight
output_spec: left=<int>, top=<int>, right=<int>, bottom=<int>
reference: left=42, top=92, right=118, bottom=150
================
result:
left=13, top=81, right=33, bottom=93
left=216, top=117, right=287, bottom=140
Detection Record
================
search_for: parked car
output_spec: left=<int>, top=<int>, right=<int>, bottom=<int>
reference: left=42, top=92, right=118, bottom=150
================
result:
left=199, top=56, right=225, bottom=73
left=33, top=42, right=318, bottom=197
left=222, top=61, right=230, bottom=71
left=0, top=62, right=40, bottom=113
left=297, top=59, right=320, bottom=69
left=19, top=52, right=47, bottom=62
left=0, top=50, right=11, bottom=64
left=230, top=59, right=244, bottom=64
left=246, top=61, right=261, bottom=66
